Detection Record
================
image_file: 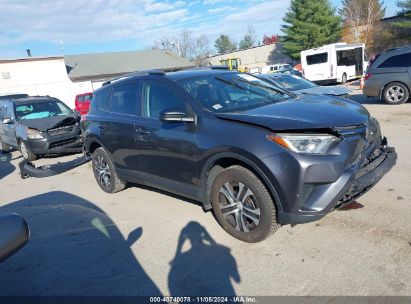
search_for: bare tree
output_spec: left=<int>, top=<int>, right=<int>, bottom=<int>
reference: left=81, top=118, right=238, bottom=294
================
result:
left=192, top=35, right=211, bottom=66
left=339, top=0, right=385, bottom=52
left=152, top=29, right=211, bottom=63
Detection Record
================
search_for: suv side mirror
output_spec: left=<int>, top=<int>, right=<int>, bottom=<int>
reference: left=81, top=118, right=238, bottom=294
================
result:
left=0, top=213, right=30, bottom=262
left=159, top=110, right=194, bottom=123
left=2, top=118, right=13, bottom=124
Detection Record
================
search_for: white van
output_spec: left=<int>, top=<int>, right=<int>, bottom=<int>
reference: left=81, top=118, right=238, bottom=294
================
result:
left=301, top=43, right=366, bottom=83
left=261, top=63, right=293, bottom=74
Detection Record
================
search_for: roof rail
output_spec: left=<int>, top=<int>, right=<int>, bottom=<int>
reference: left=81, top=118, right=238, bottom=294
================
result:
left=189, top=66, right=229, bottom=70
left=102, top=69, right=165, bottom=86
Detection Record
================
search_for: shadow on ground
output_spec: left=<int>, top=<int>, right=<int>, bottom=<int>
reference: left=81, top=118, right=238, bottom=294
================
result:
left=168, top=221, right=240, bottom=296
left=0, top=191, right=162, bottom=296
left=0, top=152, right=16, bottom=180
left=0, top=192, right=240, bottom=296
left=348, top=94, right=384, bottom=105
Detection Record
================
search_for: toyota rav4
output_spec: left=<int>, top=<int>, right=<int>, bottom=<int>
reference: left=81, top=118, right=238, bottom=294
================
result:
left=81, top=69, right=397, bottom=242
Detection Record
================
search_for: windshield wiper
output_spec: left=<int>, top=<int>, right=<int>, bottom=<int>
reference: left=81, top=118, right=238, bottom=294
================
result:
left=234, top=78, right=292, bottom=97
left=214, top=76, right=247, bottom=91
left=215, top=76, right=279, bottom=102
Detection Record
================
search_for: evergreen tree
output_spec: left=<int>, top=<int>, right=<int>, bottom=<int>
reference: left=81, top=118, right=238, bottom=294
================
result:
left=215, top=35, right=237, bottom=54
left=281, top=0, right=341, bottom=60
left=393, top=0, right=411, bottom=38
left=239, top=35, right=254, bottom=50
left=239, top=26, right=256, bottom=50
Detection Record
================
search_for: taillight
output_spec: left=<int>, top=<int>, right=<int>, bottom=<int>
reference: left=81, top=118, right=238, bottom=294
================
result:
left=364, top=73, right=372, bottom=81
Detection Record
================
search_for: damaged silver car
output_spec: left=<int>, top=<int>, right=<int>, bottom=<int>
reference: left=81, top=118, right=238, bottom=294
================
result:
left=0, top=96, right=82, bottom=160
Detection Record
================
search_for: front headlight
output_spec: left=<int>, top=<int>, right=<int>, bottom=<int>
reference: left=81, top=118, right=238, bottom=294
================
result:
left=27, top=128, right=45, bottom=139
left=268, top=133, right=339, bottom=154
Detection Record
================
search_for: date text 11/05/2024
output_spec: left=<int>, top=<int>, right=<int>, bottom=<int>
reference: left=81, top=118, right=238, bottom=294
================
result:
left=149, top=296, right=257, bottom=303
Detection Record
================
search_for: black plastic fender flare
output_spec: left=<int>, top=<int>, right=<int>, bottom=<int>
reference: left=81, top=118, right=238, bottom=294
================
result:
left=18, top=155, right=91, bottom=179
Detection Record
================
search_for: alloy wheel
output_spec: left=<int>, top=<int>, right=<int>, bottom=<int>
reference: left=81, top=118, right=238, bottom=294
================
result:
left=94, top=155, right=111, bottom=188
left=387, top=86, right=405, bottom=103
left=218, top=182, right=260, bottom=233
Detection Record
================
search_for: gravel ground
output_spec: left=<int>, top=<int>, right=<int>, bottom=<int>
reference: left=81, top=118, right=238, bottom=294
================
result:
left=0, top=89, right=410, bottom=296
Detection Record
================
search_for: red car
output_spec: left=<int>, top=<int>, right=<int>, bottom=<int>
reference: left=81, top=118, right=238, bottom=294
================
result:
left=75, top=92, right=93, bottom=115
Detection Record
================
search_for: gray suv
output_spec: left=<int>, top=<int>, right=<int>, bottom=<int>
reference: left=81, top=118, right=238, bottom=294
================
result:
left=363, top=46, right=411, bottom=104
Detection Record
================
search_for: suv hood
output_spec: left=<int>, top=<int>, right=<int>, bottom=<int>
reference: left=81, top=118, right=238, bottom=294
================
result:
left=19, top=115, right=78, bottom=131
left=215, top=95, right=370, bottom=131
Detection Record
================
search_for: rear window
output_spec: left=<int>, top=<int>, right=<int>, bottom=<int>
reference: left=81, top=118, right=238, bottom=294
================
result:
left=306, top=53, right=328, bottom=65
left=378, top=53, right=410, bottom=68
left=109, top=81, right=139, bottom=115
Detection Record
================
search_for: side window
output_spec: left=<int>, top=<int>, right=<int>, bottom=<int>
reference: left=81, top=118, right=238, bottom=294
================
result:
left=142, top=81, right=186, bottom=119
left=94, top=87, right=111, bottom=111
left=0, top=106, right=5, bottom=119
left=306, top=52, right=328, bottom=65
left=378, top=53, right=409, bottom=68
left=110, top=82, right=139, bottom=115
left=6, top=104, right=15, bottom=119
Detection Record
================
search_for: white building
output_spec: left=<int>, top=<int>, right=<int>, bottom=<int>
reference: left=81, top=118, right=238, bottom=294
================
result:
left=0, top=50, right=193, bottom=109
left=0, top=56, right=81, bottom=108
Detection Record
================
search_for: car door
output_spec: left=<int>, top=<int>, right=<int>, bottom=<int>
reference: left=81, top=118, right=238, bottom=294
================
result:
left=134, top=78, right=199, bottom=188
left=1, top=102, right=18, bottom=147
left=102, top=80, right=142, bottom=175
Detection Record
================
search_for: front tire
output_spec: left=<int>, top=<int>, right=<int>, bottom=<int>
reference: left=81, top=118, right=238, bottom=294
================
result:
left=383, top=82, right=409, bottom=105
left=92, top=147, right=126, bottom=193
left=210, top=165, right=279, bottom=243
left=19, top=141, right=37, bottom=161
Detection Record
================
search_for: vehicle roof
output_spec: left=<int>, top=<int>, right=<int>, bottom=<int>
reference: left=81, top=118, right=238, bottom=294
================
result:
left=167, top=69, right=237, bottom=80
left=98, top=69, right=238, bottom=89
left=382, top=45, right=411, bottom=55
left=301, top=43, right=364, bottom=54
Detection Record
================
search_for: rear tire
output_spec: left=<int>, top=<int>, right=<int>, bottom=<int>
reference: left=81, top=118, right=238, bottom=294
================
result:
left=0, top=137, right=11, bottom=153
left=92, top=147, right=126, bottom=193
left=19, top=141, right=37, bottom=161
left=383, top=82, right=409, bottom=105
left=210, top=165, right=279, bottom=243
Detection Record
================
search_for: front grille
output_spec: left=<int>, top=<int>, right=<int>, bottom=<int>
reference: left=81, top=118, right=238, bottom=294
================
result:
left=48, top=125, right=74, bottom=136
left=49, top=138, right=78, bottom=149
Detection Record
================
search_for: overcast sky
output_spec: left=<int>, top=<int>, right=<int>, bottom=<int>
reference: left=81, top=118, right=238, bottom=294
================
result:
left=0, top=0, right=398, bottom=59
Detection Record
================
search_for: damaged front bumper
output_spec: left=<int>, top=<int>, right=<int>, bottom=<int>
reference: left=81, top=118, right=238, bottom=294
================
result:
left=270, top=133, right=397, bottom=225
left=18, top=155, right=91, bottom=179
left=335, top=145, right=397, bottom=209
left=25, top=124, right=83, bottom=156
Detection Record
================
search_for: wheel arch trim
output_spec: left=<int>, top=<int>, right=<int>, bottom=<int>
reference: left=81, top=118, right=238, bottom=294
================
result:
left=200, top=152, right=284, bottom=213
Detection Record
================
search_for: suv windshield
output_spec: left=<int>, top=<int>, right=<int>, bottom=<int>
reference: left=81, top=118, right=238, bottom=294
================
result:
left=15, top=100, right=72, bottom=120
left=176, top=73, right=291, bottom=112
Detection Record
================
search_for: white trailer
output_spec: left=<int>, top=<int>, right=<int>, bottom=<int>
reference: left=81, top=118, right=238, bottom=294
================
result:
left=301, top=43, right=366, bottom=84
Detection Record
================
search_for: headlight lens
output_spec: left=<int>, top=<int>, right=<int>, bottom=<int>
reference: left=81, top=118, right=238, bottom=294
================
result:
left=27, top=128, right=44, bottom=139
left=268, top=133, right=339, bottom=154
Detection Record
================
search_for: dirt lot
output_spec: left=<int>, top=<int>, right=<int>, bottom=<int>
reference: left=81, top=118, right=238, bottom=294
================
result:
left=0, top=90, right=410, bottom=296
